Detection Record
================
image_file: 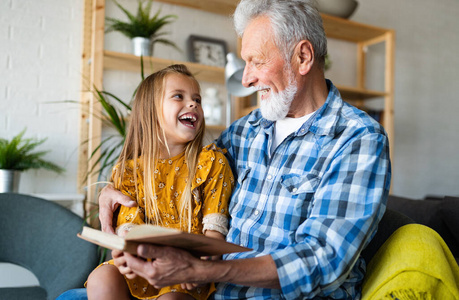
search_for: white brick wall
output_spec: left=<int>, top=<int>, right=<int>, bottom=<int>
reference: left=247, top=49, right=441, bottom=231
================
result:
left=0, top=0, right=83, bottom=194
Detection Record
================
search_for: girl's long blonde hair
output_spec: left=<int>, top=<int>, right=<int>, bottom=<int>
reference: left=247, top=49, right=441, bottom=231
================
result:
left=113, top=64, right=205, bottom=232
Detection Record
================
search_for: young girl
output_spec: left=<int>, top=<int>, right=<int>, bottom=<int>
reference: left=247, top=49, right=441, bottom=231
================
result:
left=86, top=64, right=234, bottom=300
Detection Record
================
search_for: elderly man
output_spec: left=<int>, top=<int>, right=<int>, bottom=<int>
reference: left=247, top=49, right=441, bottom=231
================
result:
left=59, top=0, right=390, bottom=299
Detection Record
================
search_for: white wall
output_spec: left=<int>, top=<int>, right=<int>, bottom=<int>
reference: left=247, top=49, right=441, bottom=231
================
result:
left=1, top=0, right=458, bottom=199
left=351, top=0, right=459, bottom=198
left=0, top=0, right=83, bottom=194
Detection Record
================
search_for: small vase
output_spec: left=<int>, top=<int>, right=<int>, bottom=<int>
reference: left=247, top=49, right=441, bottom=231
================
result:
left=0, top=169, right=21, bottom=193
left=132, top=37, right=151, bottom=56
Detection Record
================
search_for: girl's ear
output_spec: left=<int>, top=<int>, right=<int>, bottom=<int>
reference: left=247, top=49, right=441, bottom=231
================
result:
left=294, top=40, right=315, bottom=75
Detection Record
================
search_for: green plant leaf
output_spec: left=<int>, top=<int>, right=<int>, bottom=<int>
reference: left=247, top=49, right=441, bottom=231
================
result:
left=98, top=91, right=132, bottom=111
left=113, top=0, right=137, bottom=27
left=94, top=87, right=127, bottom=137
left=152, top=38, right=181, bottom=52
left=0, top=129, right=64, bottom=173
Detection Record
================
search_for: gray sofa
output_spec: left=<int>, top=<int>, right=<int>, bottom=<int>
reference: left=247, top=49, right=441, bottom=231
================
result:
left=0, top=193, right=99, bottom=300
left=386, top=195, right=459, bottom=261
left=352, top=194, right=459, bottom=265
left=1, top=193, right=456, bottom=299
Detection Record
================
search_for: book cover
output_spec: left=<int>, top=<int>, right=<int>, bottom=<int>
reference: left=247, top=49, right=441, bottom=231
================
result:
left=78, top=225, right=251, bottom=257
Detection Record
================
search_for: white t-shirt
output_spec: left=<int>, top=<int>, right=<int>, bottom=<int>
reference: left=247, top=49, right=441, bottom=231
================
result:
left=271, top=112, right=314, bottom=154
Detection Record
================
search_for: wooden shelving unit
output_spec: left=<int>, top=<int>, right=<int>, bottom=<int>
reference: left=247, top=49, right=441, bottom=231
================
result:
left=104, top=51, right=225, bottom=84
left=155, top=0, right=237, bottom=16
left=78, top=0, right=395, bottom=208
left=323, top=13, right=395, bottom=157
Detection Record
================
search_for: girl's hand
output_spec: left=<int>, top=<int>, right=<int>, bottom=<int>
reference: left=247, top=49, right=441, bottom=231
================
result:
left=181, top=283, right=199, bottom=290
left=201, top=255, right=221, bottom=261
left=116, top=223, right=138, bottom=238
left=203, top=230, right=224, bottom=261
left=112, top=250, right=137, bottom=280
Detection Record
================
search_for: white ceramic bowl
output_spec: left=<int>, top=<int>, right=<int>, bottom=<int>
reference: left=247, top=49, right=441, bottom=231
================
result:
left=316, top=0, right=359, bottom=19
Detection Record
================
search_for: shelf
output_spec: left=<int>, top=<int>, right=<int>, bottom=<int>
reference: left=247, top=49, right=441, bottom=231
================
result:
left=154, top=0, right=391, bottom=42
left=321, top=14, right=390, bottom=43
left=156, top=0, right=237, bottom=16
left=207, top=125, right=226, bottom=131
left=335, top=85, right=387, bottom=100
left=104, top=51, right=225, bottom=84
left=236, top=85, right=386, bottom=119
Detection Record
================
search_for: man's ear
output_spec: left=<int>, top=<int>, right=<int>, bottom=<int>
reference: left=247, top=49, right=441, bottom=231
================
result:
left=295, top=40, right=314, bottom=75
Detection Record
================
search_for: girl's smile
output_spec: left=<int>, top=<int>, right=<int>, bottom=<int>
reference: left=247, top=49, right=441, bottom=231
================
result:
left=161, top=73, right=203, bottom=156
left=178, top=112, right=199, bottom=128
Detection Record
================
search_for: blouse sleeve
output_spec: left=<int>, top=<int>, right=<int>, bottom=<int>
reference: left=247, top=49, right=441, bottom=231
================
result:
left=199, top=146, right=234, bottom=235
left=111, top=162, right=146, bottom=233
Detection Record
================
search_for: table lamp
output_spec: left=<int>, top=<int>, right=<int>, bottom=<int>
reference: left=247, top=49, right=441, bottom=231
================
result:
left=224, top=52, right=256, bottom=127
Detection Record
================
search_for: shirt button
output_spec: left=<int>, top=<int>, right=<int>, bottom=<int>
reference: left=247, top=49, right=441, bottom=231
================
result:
left=254, top=210, right=259, bottom=215
left=292, top=188, right=298, bottom=193
left=267, top=174, right=273, bottom=180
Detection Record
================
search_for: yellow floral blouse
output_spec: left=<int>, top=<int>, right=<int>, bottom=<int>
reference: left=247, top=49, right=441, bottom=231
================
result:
left=102, top=144, right=234, bottom=300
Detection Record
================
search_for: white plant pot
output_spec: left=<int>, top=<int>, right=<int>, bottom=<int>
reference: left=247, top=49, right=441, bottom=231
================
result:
left=0, top=169, right=21, bottom=193
left=132, top=37, right=152, bottom=56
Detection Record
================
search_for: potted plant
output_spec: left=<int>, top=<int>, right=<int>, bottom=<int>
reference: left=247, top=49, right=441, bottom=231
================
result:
left=105, top=0, right=179, bottom=56
left=0, top=129, right=64, bottom=193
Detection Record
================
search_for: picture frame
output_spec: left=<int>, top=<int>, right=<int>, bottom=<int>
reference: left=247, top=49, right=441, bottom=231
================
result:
left=187, top=35, right=228, bottom=68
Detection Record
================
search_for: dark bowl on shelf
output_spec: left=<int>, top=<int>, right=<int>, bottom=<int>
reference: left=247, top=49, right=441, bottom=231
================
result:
left=317, top=0, right=359, bottom=19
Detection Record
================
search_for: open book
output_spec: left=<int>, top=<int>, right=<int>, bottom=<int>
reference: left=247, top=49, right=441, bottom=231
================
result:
left=78, top=225, right=251, bottom=257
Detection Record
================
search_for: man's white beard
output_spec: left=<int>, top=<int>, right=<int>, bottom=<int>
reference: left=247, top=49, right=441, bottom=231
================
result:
left=260, top=75, right=297, bottom=121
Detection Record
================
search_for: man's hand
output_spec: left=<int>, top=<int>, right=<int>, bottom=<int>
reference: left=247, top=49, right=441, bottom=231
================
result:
left=113, top=244, right=281, bottom=290
left=114, top=244, right=206, bottom=289
left=98, top=184, right=137, bottom=233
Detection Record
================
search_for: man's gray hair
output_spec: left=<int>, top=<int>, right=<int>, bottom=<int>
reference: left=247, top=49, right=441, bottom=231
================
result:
left=233, top=0, right=327, bottom=68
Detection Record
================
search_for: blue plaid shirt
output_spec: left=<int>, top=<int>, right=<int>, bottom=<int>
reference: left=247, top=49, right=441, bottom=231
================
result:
left=213, top=80, right=391, bottom=299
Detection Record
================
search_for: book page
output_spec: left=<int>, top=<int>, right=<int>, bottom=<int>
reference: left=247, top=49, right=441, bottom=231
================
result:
left=125, top=224, right=181, bottom=240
